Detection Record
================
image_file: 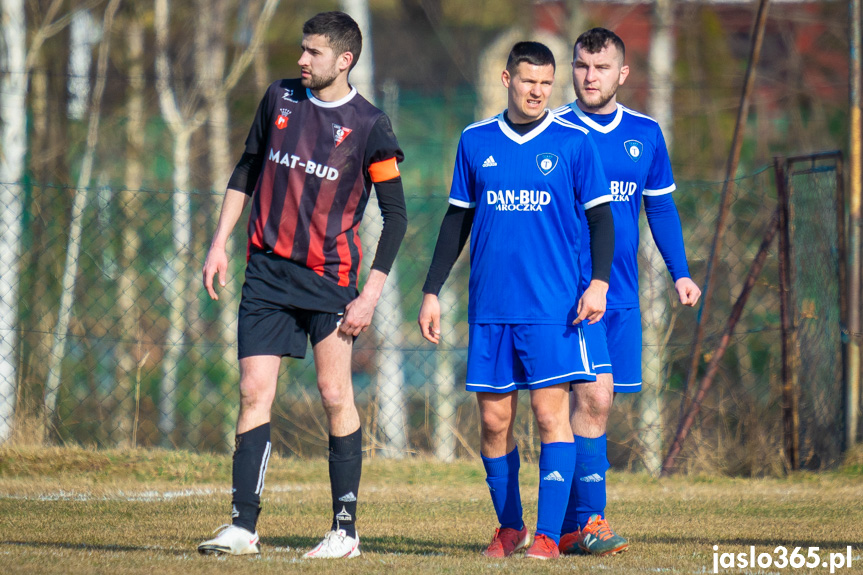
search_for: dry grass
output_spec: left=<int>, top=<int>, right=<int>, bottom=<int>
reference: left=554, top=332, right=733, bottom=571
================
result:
left=2, top=446, right=863, bottom=574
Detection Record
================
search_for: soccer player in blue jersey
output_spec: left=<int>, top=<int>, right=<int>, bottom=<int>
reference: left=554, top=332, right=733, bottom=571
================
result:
left=553, top=28, right=701, bottom=556
left=418, top=41, right=615, bottom=560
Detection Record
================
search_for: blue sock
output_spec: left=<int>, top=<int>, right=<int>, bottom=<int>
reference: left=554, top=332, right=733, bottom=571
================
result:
left=563, top=434, right=609, bottom=531
left=481, top=446, right=524, bottom=530
left=535, top=441, right=576, bottom=544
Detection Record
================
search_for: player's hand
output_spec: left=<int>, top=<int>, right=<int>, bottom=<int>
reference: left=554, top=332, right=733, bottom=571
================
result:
left=203, top=245, right=229, bottom=300
left=675, top=277, right=701, bottom=307
left=340, top=291, right=378, bottom=337
left=573, top=280, right=608, bottom=325
left=418, top=293, right=442, bottom=344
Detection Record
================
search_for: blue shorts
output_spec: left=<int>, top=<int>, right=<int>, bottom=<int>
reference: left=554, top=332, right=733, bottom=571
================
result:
left=465, top=323, right=596, bottom=393
left=581, top=307, right=642, bottom=393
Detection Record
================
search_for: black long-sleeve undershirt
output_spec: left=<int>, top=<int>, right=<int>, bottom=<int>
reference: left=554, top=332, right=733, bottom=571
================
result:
left=585, top=203, right=614, bottom=285
left=369, top=177, right=408, bottom=274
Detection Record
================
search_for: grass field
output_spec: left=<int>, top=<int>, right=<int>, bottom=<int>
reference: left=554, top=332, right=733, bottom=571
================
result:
left=2, top=446, right=863, bottom=574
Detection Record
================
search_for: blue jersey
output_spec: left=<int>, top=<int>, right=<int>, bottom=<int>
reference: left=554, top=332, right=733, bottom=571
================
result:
left=555, top=102, right=678, bottom=309
left=449, top=111, right=611, bottom=324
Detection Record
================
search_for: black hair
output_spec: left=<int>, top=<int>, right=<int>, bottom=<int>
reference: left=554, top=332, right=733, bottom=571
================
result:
left=303, top=11, right=362, bottom=70
left=506, top=41, right=556, bottom=74
left=574, top=27, right=625, bottom=62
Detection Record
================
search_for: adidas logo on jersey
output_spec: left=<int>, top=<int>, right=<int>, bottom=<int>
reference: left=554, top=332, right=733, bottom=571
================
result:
left=542, top=471, right=565, bottom=482
left=338, top=492, right=357, bottom=502
left=579, top=473, right=604, bottom=483
left=482, top=156, right=497, bottom=167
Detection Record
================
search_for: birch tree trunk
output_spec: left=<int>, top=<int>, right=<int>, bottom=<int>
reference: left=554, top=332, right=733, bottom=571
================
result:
left=199, top=0, right=237, bottom=451
left=113, top=10, right=146, bottom=447
left=154, top=0, right=204, bottom=447
left=641, top=0, right=675, bottom=474
left=43, top=0, right=121, bottom=439
left=0, top=0, right=26, bottom=444
left=344, top=0, right=408, bottom=456
left=433, top=275, right=459, bottom=461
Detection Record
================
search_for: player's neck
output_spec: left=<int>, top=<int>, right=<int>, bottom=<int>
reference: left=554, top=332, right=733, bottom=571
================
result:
left=576, top=98, right=617, bottom=116
left=310, top=76, right=353, bottom=103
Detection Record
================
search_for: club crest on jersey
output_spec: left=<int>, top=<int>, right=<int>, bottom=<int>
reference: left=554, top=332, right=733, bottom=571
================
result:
left=536, top=153, right=559, bottom=175
left=275, top=108, right=291, bottom=130
left=624, top=140, right=643, bottom=162
left=333, top=124, right=352, bottom=147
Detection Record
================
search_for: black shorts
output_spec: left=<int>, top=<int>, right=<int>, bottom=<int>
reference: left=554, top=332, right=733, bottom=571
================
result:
left=237, top=250, right=356, bottom=359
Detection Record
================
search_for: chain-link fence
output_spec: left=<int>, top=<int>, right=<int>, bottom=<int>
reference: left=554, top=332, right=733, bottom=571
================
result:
left=1, top=156, right=849, bottom=473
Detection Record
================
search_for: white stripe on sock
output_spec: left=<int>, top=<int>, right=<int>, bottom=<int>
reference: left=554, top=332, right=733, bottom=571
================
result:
left=255, top=441, right=272, bottom=495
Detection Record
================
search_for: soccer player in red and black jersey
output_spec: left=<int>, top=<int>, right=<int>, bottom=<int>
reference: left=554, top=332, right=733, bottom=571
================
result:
left=198, top=11, right=407, bottom=559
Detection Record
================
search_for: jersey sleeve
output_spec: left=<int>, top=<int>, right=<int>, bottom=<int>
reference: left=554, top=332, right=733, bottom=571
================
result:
left=643, top=127, right=676, bottom=196
left=448, top=135, right=475, bottom=208
left=574, top=133, right=612, bottom=209
left=364, top=114, right=404, bottom=183
left=242, top=82, right=277, bottom=156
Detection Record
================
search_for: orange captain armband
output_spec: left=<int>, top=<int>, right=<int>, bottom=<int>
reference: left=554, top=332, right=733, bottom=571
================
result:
left=368, top=157, right=400, bottom=183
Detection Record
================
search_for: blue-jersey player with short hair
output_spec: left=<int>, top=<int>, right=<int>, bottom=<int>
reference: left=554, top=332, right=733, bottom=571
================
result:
left=553, top=28, right=702, bottom=557
left=418, top=41, right=616, bottom=560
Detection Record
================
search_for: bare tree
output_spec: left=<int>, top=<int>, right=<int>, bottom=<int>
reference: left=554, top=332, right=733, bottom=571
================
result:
left=346, top=0, right=409, bottom=457
left=0, top=0, right=26, bottom=444
left=154, top=0, right=279, bottom=447
left=112, top=4, right=147, bottom=447
left=43, top=0, right=123, bottom=438
left=641, top=0, right=675, bottom=475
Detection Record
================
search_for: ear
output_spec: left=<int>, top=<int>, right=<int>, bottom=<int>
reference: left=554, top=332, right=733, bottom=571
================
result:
left=338, top=51, right=354, bottom=73
left=618, top=64, right=630, bottom=86
left=501, top=69, right=511, bottom=88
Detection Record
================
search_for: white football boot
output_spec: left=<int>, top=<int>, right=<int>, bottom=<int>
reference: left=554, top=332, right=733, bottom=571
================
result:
left=302, top=529, right=361, bottom=559
left=197, top=524, right=260, bottom=555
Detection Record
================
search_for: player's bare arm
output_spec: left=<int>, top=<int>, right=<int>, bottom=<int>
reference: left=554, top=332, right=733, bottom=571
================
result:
left=417, top=293, right=442, bottom=344
left=340, top=269, right=387, bottom=337
left=675, top=277, right=701, bottom=307
left=574, top=279, right=608, bottom=325
left=203, top=188, right=251, bottom=300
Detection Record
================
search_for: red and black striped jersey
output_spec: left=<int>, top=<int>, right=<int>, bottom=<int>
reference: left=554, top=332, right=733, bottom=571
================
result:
left=240, top=79, right=404, bottom=290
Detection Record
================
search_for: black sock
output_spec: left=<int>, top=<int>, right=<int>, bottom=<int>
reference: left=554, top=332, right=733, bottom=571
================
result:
left=231, top=423, right=271, bottom=533
left=329, top=427, right=362, bottom=538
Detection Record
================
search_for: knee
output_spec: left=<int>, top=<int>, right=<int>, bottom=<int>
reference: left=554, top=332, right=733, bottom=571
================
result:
left=533, top=406, right=567, bottom=436
left=584, top=388, right=613, bottom=420
left=318, top=378, right=352, bottom=415
left=239, top=374, right=276, bottom=411
left=574, top=386, right=613, bottom=421
left=480, top=407, right=511, bottom=438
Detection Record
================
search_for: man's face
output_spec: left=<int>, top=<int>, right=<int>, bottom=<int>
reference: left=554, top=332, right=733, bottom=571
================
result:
left=298, top=34, right=343, bottom=91
left=572, top=42, right=629, bottom=113
left=502, top=62, right=555, bottom=123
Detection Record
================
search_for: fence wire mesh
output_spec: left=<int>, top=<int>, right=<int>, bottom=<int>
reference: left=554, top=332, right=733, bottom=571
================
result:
left=787, top=162, right=844, bottom=468
left=0, top=160, right=847, bottom=473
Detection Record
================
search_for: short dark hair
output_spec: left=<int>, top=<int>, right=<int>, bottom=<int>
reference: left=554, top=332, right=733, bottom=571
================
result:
left=303, top=11, right=362, bottom=70
left=506, top=41, right=556, bottom=74
left=574, top=27, right=625, bottom=62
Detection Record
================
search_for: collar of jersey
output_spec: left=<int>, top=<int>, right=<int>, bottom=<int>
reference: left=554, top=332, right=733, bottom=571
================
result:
left=306, top=86, right=358, bottom=108
left=569, top=102, right=623, bottom=134
left=495, top=109, right=555, bottom=144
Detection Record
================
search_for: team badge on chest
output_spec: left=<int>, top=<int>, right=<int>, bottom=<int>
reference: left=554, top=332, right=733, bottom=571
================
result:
left=333, top=124, right=352, bottom=147
left=624, top=140, right=643, bottom=162
left=536, top=153, right=559, bottom=175
left=275, top=108, right=291, bottom=130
